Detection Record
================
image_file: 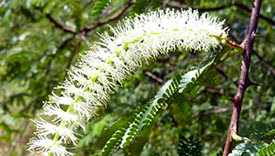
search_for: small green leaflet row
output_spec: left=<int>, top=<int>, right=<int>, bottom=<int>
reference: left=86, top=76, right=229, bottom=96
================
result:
left=92, top=57, right=215, bottom=156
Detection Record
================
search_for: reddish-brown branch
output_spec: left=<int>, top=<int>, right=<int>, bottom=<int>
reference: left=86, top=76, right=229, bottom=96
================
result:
left=203, top=88, right=224, bottom=95
left=167, top=2, right=275, bottom=26
left=45, top=0, right=134, bottom=35
left=223, top=0, right=262, bottom=155
left=81, top=0, right=134, bottom=33
left=145, top=71, right=164, bottom=83
left=234, top=3, right=275, bottom=25
left=228, top=28, right=275, bottom=77
left=46, top=14, right=76, bottom=34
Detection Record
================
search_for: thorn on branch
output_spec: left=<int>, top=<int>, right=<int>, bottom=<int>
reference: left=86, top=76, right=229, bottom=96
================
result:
left=246, top=78, right=259, bottom=87
left=229, top=32, right=275, bottom=77
left=252, top=32, right=262, bottom=41
left=227, top=97, right=238, bottom=106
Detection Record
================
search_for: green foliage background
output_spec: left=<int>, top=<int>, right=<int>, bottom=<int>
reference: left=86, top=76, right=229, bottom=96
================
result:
left=0, top=0, right=275, bottom=155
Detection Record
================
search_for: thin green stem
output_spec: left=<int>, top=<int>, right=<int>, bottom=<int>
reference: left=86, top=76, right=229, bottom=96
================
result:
left=48, top=96, right=80, bottom=156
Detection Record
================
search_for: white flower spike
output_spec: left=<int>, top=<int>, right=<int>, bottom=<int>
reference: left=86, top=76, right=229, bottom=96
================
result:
left=28, top=9, right=228, bottom=155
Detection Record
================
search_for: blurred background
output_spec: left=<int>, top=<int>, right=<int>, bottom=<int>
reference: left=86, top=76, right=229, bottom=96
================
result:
left=0, top=0, right=275, bottom=155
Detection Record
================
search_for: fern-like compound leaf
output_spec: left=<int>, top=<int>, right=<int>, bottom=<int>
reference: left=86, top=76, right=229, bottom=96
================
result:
left=94, top=59, right=217, bottom=155
left=99, top=78, right=179, bottom=155
left=177, top=135, right=202, bottom=156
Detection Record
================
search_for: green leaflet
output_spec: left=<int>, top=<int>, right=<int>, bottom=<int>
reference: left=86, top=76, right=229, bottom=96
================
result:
left=178, top=58, right=214, bottom=93
left=258, top=143, right=275, bottom=156
left=258, top=129, right=275, bottom=155
left=262, top=129, right=275, bottom=141
left=91, top=114, right=132, bottom=151
left=91, top=0, right=111, bottom=16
